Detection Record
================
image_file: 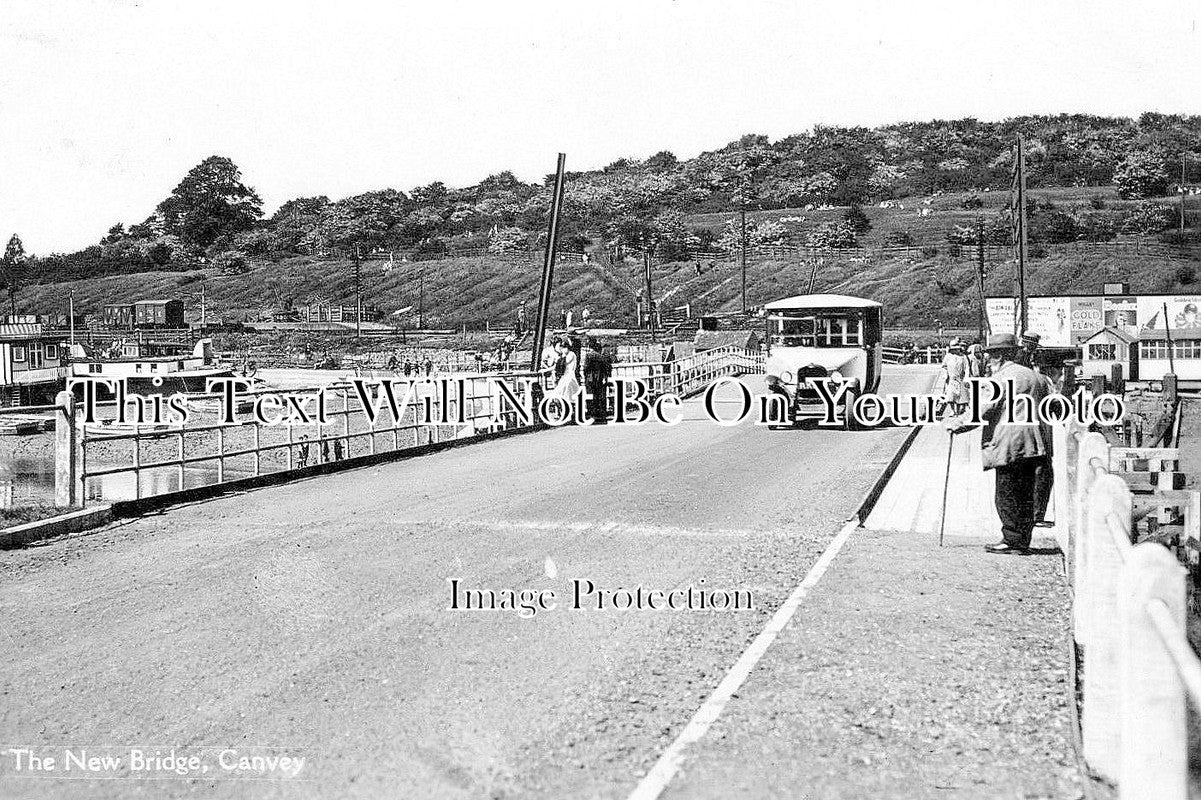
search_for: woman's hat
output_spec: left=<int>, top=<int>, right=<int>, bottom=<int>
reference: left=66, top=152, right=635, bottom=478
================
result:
left=984, top=333, right=1020, bottom=352
left=948, top=337, right=964, bottom=350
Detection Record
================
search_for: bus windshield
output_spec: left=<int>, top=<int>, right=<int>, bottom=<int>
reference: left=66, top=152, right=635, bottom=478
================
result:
left=769, top=313, right=864, bottom=348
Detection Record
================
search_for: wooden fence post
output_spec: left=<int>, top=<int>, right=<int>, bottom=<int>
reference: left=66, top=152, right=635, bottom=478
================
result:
left=54, top=390, right=78, bottom=508
left=1075, top=432, right=1111, bottom=645
left=1081, top=473, right=1133, bottom=783
left=1119, top=543, right=1187, bottom=800
left=1052, top=423, right=1072, bottom=562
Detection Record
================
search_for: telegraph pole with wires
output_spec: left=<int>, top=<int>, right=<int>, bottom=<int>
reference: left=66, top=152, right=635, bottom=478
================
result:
left=1010, top=135, right=1029, bottom=334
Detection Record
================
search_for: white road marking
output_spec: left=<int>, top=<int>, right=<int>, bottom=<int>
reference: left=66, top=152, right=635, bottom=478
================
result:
left=626, top=518, right=861, bottom=800
left=390, top=518, right=764, bottom=539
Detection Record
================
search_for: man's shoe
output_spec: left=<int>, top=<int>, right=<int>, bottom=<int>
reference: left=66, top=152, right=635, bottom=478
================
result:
left=984, top=542, right=1031, bottom=555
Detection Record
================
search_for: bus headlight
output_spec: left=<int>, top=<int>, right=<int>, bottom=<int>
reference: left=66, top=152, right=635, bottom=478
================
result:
left=781, top=370, right=793, bottom=383
left=830, top=370, right=843, bottom=382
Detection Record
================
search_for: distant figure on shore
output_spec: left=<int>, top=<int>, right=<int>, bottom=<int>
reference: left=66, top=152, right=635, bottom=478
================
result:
left=424, top=358, right=433, bottom=377
left=581, top=338, right=612, bottom=423
left=946, top=333, right=1050, bottom=556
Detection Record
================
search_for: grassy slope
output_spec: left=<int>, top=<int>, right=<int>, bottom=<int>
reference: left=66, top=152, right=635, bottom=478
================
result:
left=17, top=189, right=1199, bottom=331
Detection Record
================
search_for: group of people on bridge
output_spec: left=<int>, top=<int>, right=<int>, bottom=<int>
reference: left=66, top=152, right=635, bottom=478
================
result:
left=542, top=333, right=613, bottom=423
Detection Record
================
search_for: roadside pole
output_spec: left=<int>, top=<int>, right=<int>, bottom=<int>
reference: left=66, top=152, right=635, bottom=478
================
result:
left=529, top=153, right=567, bottom=372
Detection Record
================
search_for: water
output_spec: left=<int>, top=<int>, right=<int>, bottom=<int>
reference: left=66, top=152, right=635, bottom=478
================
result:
left=0, top=441, right=241, bottom=508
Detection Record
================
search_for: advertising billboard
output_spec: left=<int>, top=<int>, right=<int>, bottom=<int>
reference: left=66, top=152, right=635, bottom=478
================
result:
left=1069, top=297, right=1103, bottom=344
left=1102, top=296, right=1139, bottom=336
left=1136, top=295, right=1201, bottom=333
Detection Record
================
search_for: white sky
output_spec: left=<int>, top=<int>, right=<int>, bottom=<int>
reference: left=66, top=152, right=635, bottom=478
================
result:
left=1, top=0, right=1199, bottom=253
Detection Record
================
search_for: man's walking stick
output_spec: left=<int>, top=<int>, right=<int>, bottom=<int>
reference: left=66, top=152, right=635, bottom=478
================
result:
left=938, top=429, right=956, bottom=548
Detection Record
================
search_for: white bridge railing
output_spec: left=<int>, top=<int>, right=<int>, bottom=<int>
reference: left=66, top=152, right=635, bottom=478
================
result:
left=53, top=372, right=545, bottom=509
left=51, top=347, right=765, bottom=510
left=1057, top=421, right=1201, bottom=796
left=610, top=345, right=765, bottom=399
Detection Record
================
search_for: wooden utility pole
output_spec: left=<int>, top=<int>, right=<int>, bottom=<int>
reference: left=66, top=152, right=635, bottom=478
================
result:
left=739, top=200, right=748, bottom=313
left=976, top=215, right=988, bottom=339
left=353, top=242, right=362, bottom=342
left=644, top=247, right=657, bottom=345
left=806, top=258, right=821, bottom=294
left=529, top=153, right=567, bottom=372
left=1182, top=154, right=1188, bottom=235
left=1012, top=135, right=1029, bottom=334
left=418, top=267, right=425, bottom=329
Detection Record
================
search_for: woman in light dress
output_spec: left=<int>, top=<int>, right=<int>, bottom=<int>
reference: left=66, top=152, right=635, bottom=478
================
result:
left=549, top=335, right=581, bottom=414
left=939, top=338, right=970, bottom=416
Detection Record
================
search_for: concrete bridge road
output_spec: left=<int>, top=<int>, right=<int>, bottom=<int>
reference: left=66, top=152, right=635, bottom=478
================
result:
left=0, top=367, right=936, bottom=799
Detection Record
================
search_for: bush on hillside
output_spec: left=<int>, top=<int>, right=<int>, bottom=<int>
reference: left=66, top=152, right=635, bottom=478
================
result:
left=843, top=204, right=872, bottom=234
left=1076, top=211, right=1119, bottom=242
left=413, top=238, right=449, bottom=260
left=488, top=226, right=528, bottom=254
left=1120, top=201, right=1175, bottom=235
left=883, top=231, right=914, bottom=247
left=1029, top=209, right=1079, bottom=244
left=213, top=250, right=250, bottom=275
left=806, top=220, right=857, bottom=248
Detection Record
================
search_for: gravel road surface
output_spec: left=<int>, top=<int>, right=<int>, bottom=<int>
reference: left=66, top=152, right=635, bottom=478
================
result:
left=2, top=368, right=935, bottom=799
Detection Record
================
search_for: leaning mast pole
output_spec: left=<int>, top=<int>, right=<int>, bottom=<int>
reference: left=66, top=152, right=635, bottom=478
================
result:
left=529, top=154, right=567, bottom=372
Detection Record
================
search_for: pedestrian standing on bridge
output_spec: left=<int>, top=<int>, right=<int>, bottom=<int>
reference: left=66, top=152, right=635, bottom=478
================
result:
left=581, top=337, right=612, bottom=423
left=946, top=333, right=1050, bottom=556
left=938, top=338, right=970, bottom=417
left=549, top=336, right=581, bottom=415
left=967, top=343, right=986, bottom=378
left=1016, top=331, right=1040, bottom=368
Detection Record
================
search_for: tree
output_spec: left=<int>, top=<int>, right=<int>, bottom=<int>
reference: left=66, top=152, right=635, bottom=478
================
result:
left=1, top=234, right=27, bottom=317
left=154, top=156, right=263, bottom=249
left=843, top=204, right=872, bottom=235
left=100, top=223, right=126, bottom=244
left=1113, top=150, right=1170, bottom=199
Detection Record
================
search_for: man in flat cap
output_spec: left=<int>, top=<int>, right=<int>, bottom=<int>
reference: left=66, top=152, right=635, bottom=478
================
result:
left=947, top=332, right=1051, bottom=555
left=1016, top=330, right=1040, bottom=368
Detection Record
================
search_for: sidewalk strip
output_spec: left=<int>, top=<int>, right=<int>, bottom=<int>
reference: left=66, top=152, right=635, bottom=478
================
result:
left=626, top=517, right=860, bottom=800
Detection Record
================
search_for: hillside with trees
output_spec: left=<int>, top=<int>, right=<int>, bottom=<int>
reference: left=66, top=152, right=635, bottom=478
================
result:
left=9, top=113, right=1201, bottom=329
